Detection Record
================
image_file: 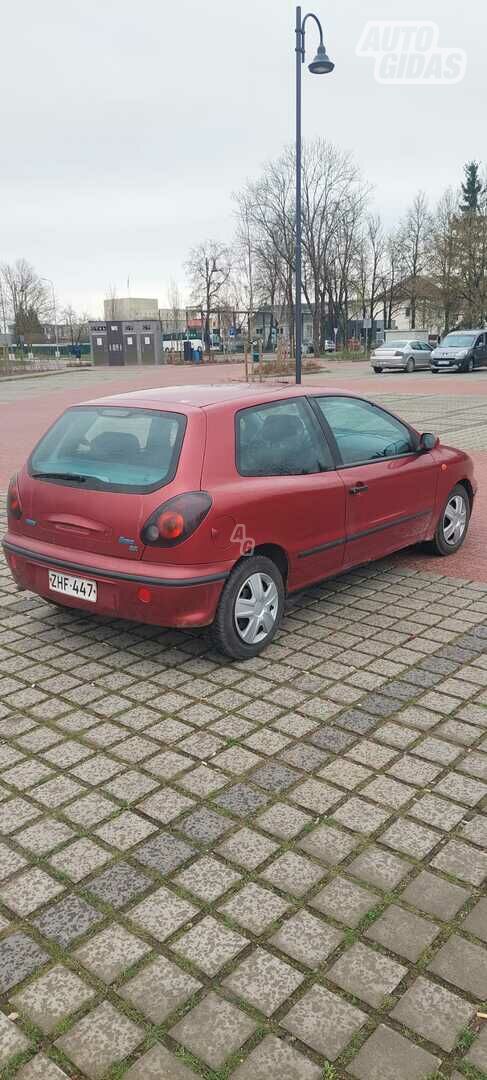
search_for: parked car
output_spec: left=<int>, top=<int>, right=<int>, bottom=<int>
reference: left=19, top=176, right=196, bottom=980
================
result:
left=430, top=330, right=487, bottom=373
left=3, top=385, right=476, bottom=659
left=371, top=339, right=433, bottom=373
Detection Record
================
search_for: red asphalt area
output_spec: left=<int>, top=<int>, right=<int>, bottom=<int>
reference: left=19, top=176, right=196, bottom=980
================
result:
left=1, top=362, right=486, bottom=583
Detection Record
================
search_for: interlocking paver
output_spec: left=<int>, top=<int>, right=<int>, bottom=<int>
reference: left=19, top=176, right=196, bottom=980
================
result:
left=348, top=1023, right=441, bottom=1079
left=124, top=1045, right=197, bottom=1080
left=128, top=886, right=197, bottom=942
left=49, top=837, right=111, bottom=880
left=391, top=975, right=475, bottom=1051
left=16, top=1055, right=70, bottom=1080
left=220, top=882, right=289, bottom=933
left=32, top=895, right=103, bottom=946
left=232, top=1035, right=321, bottom=1080
left=0, top=932, right=49, bottom=992
left=270, top=909, right=343, bottom=968
left=0, top=1009, right=30, bottom=1066
left=431, top=837, right=487, bottom=884
left=223, top=947, right=303, bottom=1014
left=256, top=800, right=312, bottom=839
left=74, top=924, right=150, bottom=982
left=0, top=840, right=27, bottom=880
left=120, top=955, right=201, bottom=1021
left=465, top=1024, right=487, bottom=1071
left=311, top=876, right=377, bottom=927
left=0, top=867, right=64, bottom=915
left=347, top=845, right=412, bottom=891
left=175, top=855, right=241, bottom=901
left=216, top=826, right=279, bottom=868
left=170, top=991, right=257, bottom=1069
left=214, top=782, right=268, bottom=816
left=464, top=897, right=487, bottom=941
left=401, top=869, right=470, bottom=920
left=13, top=964, right=95, bottom=1033
left=428, top=934, right=487, bottom=997
left=133, top=831, right=195, bottom=874
left=261, top=850, right=325, bottom=896
left=328, top=941, right=407, bottom=1006
left=333, top=795, right=392, bottom=833
left=366, top=903, right=440, bottom=961
left=56, top=1001, right=144, bottom=1079
left=299, top=822, right=359, bottom=864
left=282, top=983, right=367, bottom=1060
left=380, top=817, right=439, bottom=858
left=86, top=860, right=150, bottom=907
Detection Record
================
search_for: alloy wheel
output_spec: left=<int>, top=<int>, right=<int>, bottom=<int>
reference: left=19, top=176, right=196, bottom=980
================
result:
left=234, top=572, right=279, bottom=644
left=443, top=494, right=467, bottom=546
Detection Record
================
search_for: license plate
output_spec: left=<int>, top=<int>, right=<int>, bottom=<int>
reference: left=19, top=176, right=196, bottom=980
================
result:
left=438, top=360, right=450, bottom=366
left=48, top=571, right=97, bottom=602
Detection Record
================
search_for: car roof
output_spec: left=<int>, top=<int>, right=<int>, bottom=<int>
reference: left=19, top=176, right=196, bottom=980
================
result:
left=83, top=383, right=357, bottom=412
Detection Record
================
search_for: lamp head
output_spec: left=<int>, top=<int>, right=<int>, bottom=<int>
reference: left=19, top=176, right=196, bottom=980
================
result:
left=308, top=43, right=335, bottom=74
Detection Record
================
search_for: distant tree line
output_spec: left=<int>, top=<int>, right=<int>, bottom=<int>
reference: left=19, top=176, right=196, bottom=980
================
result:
left=185, top=152, right=487, bottom=355
left=0, top=259, right=88, bottom=347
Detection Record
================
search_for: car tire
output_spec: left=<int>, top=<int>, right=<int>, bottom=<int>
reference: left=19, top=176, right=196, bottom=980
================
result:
left=374, top=367, right=383, bottom=374
left=431, top=367, right=438, bottom=373
left=406, top=357, right=415, bottom=373
left=464, top=358, right=474, bottom=373
left=428, top=484, right=470, bottom=556
left=212, top=555, right=284, bottom=659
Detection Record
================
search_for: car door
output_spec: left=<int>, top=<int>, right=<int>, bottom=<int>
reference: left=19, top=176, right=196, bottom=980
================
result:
left=417, top=342, right=431, bottom=369
left=312, top=395, right=439, bottom=568
left=475, top=332, right=487, bottom=368
left=218, top=397, right=348, bottom=591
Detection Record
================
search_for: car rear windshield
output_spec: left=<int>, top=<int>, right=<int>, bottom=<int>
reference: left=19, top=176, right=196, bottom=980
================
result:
left=28, top=406, right=187, bottom=493
left=379, top=341, right=407, bottom=349
left=441, top=333, right=476, bottom=347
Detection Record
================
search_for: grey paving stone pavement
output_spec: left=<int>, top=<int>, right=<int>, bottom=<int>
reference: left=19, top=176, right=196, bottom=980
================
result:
left=0, top=498, right=486, bottom=1078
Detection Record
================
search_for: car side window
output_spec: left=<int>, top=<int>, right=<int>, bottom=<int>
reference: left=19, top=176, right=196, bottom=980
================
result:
left=236, top=399, right=333, bottom=476
left=314, top=396, right=415, bottom=466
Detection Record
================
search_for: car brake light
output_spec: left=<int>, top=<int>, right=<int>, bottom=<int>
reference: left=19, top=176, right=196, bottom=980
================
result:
left=141, top=492, right=212, bottom=547
left=394, top=350, right=403, bottom=357
left=7, top=475, right=22, bottom=520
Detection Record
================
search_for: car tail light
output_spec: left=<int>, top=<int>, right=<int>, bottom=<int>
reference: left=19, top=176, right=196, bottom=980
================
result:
left=394, top=350, right=403, bottom=357
left=141, top=492, right=212, bottom=547
left=7, top=475, right=22, bottom=520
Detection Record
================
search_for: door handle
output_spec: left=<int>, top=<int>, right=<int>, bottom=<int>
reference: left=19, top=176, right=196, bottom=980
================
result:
left=349, top=483, right=368, bottom=495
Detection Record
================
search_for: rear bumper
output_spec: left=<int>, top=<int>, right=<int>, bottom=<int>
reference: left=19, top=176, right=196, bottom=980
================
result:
left=2, top=535, right=229, bottom=628
left=371, top=361, right=406, bottom=371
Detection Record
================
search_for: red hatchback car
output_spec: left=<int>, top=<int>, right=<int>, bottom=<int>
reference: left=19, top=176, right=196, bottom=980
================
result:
left=3, top=384, right=476, bottom=659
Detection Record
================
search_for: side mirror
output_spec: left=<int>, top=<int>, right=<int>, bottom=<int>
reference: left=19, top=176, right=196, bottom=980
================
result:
left=420, top=432, right=438, bottom=451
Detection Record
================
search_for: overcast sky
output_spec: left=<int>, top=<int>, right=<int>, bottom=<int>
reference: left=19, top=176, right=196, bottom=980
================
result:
left=1, top=0, right=485, bottom=316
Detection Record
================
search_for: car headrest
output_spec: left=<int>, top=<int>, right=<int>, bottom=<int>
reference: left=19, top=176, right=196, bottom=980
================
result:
left=261, top=413, right=305, bottom=443
left=90, top=432, right=140, bottom=459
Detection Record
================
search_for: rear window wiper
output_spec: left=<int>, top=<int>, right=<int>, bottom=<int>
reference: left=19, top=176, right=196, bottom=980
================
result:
left=32, top=471, right=91, bottom=483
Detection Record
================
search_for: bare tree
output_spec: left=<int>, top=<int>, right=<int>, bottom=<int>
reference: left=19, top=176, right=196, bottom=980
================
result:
left=233, top=190, right=256, bottom=346
left=185, top=241, right=231, bottom=356
left=397, top=192, right=432, bottom=328
left=167, top=278, right=184, bottom=336
left=105, top=284, right=118, bottom=320
left=63, top=306, right=89, bottom=349
left=429, top=188, right=461, bottom=332
left=0, top=259, right=51, bottom=340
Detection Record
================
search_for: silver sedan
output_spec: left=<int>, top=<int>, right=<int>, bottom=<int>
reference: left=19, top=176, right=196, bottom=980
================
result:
left=371, top=340, right=433, bottom=373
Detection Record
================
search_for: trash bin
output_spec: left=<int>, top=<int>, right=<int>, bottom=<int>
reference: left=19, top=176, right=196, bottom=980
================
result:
left=194, top=347, right=202, bottom=364
left=183, top=340, right=193, bottom=363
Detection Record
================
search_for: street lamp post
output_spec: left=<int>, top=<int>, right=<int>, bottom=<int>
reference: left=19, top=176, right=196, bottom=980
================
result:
left=295, top=6, right=334, bottom=384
